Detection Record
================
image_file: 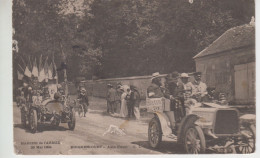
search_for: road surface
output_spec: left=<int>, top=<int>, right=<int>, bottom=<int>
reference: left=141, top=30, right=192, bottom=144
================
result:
left=13, top=97, right=185, bottom=155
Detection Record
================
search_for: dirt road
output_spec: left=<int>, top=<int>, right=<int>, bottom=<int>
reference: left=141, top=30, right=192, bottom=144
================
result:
left=13, top=97, right=184, bottom=155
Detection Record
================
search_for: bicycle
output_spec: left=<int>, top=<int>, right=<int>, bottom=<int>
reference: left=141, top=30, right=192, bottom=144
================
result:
left=74, top=99, right=84, bottom=118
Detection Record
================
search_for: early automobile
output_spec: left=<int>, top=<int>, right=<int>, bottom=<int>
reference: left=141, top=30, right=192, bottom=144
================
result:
left=147, top=97, right=255, bottom=154
left=20, top=92, right=76, bottom=133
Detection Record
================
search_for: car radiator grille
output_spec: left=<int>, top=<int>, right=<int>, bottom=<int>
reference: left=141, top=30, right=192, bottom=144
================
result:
left=214, top=110, right=239, bottom=134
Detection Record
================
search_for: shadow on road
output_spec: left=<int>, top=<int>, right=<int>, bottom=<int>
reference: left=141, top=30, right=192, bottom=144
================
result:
left=14, top=123, right=68, bottom=133
left=131, top=141, right=215, bottom=154
left=131, top=141, right=185, bottom=154
left=14, top=123, right=29, bottom=131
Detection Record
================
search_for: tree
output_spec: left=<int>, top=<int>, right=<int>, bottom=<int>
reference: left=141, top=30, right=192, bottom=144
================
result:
left=13, top=0, right=254, bottom=81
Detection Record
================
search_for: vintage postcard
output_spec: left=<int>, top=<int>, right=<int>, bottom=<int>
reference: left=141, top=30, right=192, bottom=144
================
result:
left=12, top=0, right=255, bottom=155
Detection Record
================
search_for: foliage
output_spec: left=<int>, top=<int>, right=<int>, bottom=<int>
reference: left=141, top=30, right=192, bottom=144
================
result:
left=13, top=0, right=254, bottom=81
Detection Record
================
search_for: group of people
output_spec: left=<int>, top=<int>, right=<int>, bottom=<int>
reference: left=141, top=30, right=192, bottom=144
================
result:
left=147, top=71, right=217, bottom=105
left=16, top=76, right=68, bottom=108
left=16, top=71, right=221, bottom=122
left=106, top=83, right=141, bottom=120
left=105, top=71, right=217, bottom=121
left=147, top=71, right=216, bottom=137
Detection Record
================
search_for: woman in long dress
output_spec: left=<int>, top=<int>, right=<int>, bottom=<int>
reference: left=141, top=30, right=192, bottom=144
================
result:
left=120, top=85, right=129, bottom=118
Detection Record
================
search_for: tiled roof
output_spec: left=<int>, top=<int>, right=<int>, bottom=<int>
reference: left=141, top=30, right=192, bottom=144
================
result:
left=194, top=24, right=255, bottom=59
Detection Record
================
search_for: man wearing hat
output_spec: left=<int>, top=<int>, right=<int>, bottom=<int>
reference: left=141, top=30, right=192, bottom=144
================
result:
left=77, top=87, right=89, bottom=117
left=178, top=73, right=195, bottom=98
left=192, top=72, right=207, bottom=102
left=178, top=73, right=195, bottom=115
left=115, top=85, right=123, bottom=114
left=165, top=71, right=180, bottom=98
left=147, top=72, right=165, bottom=98
left=107, top=84, right=117, bottom=114
left=129, top=85, right=141, bottom=119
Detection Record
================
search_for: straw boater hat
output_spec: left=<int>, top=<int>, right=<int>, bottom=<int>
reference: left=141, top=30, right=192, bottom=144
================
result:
left=180, top=73, right=190, bottom=78
left=151, top=72, right=161, bottom=80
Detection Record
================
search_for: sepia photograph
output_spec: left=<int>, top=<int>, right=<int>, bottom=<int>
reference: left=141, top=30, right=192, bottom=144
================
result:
left=11, top=0, right=255, bottom=155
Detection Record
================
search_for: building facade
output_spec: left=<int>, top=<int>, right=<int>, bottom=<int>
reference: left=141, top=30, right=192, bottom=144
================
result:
left=194, top=24, right=255, bottom=105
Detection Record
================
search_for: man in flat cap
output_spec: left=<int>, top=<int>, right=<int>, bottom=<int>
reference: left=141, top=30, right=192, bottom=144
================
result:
left=192, top=72, right=207, bottom=102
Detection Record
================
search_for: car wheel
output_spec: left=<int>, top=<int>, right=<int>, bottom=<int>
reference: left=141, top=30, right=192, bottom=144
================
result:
left=148, top=117, right=162, bottom=148
left=55, top=119, right=60, bottom=127
left=29, top=109, right=37, bottom=133
left=235, top=124, right=255, bottom=154
left=21, top=108, right=27, bottom=128
left=68, top=108, right=76, bottom=130
left=184, top=125, right=206, bottom=154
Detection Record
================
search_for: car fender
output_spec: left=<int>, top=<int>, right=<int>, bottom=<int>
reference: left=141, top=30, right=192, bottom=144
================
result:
left=240, top=114, right=255, bottom=120
left=153, top=112, right=173, bottom=136
left=240, top=114, right=256, bottom=126
left=177, top=114, right=200, bottom=145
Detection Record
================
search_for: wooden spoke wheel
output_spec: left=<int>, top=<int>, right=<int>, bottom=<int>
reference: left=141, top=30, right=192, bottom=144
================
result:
left=235, top=124, right=255, bottom=154
left=148, top=117, right=162, bottom=148
left=29, top=109, right=37, bottom=133
left=68, top=108, right=76, bottom=130
left=184, top=125, right=206, bottom=154
left=20, top=108, right=27, bottom=128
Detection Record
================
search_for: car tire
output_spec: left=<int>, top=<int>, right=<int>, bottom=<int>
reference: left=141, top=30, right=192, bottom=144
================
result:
left=148, top=117, right=162, bottom=148
left=29, top=109, right=37, bottom=133
left=55, top=119, right=60, bottom=127
left=68, top=108, right=76, bottom=130
left=21, top=108, right=27, bottom=128
left=235, top=124, right=255, bottom=154
left=184, top=125, right=206, bottom=154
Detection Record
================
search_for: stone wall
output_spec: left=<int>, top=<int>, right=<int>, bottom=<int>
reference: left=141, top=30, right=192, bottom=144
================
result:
left=78, top=75, right=158, bottom=99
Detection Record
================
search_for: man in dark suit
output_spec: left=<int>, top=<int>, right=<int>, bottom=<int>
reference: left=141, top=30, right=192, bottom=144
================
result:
left=107, top=84, right=117, bottom=114
left=130, top=85, right=141, bottom=120
left=165, top=71, right=179, bottom=98
left=115, top=85, right=122, bottom=114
